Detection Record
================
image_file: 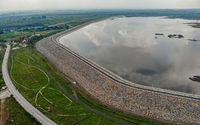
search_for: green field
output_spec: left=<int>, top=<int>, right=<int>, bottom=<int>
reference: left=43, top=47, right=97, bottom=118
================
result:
left=0, top=32, right=27, bottom=41
left=8, top=47, right=163, bottom=125
left=9, top=48, right=118, bottom=124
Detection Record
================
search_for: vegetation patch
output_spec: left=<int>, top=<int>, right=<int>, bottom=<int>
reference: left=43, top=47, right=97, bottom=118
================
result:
left=189, top=23, right=200, bottom=28
left=9, top=48, right=119, bottom=125
left=4, top=97, right=40, bottom=125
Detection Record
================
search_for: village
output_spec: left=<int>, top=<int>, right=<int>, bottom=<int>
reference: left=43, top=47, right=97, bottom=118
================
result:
left=11, top=34, right=40, bottom=50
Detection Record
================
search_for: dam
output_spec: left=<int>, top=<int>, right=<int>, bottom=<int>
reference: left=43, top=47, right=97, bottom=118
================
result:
left=36, top=17, right=200, bottom=124
left=60, top=17, right=200, bottom=94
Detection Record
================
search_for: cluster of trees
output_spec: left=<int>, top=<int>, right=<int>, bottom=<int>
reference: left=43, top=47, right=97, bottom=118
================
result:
left=35, top=25, right=68, bottom=31
left=22, top=25, right=69, bottom=32
left=0, top=30, right=3, bottom=34
left=28, top=35, right=44, bottom=47
left=2, top=23, right=45, bottom=29
left=31, top=16, right=46, bottom=20
left=0, top=39, right=7, bottom=42
left=168, top=34, right=184, bottom=38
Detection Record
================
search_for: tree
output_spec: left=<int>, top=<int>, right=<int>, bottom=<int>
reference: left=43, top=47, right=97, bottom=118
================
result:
left=0, top=30, right=3, bottom=34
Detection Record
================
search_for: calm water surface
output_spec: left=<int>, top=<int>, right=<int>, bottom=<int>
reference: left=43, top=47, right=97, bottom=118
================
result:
left=60, top=17, right=200, bottom=94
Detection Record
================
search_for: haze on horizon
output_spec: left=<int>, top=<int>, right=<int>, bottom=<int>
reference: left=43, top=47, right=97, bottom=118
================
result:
left=0, top=0, right=200, bottom=12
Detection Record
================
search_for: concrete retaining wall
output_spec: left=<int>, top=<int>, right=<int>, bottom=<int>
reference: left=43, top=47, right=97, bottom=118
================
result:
left=36, top=21, right=200, bottom=124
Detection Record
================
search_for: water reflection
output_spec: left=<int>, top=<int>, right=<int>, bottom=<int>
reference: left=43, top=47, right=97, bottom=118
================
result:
left=60, top=17, right=200, bottom=95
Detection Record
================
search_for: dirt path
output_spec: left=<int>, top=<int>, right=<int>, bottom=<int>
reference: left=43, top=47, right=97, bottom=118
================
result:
left=0, top=89, right=11, bottom=125
left=1, top=99, right=8, bottom=125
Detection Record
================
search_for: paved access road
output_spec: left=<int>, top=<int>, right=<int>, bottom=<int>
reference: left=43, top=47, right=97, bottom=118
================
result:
left=2, top=45, right=57, bottom=125
left=0, top=89, right=11, bottom=99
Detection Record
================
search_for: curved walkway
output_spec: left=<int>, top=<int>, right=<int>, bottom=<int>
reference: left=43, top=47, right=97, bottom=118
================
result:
left=2, top=45, right=57, bottom=125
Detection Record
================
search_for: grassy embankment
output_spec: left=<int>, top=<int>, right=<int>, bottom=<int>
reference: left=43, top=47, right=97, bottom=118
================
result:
left=9, top=48, right=118, bottom=125
left=0, top=45, right=6, bottom=88
left=8, top=47, right=164, bottom=125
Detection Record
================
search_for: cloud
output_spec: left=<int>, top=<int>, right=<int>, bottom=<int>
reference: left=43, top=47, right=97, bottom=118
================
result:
left=0, top=0, right=199, bottom=12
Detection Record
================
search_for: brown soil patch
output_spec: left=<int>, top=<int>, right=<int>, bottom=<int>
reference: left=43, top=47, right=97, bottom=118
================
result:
left=1, top=99, right=9, bottom=125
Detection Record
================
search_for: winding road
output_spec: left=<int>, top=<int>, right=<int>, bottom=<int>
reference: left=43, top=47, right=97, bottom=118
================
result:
left=2, top=45, right=57, bottom=125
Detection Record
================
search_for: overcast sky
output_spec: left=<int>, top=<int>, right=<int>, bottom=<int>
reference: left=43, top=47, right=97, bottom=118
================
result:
left=0, top=0, right=200, bottom=12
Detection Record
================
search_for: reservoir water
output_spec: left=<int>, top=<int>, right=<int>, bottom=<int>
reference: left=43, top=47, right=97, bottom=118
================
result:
left=59, top=17, right=200, bottom=94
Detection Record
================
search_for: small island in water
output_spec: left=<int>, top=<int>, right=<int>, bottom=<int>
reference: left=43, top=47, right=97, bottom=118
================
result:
left=155, top=33, right=164, bottom=36
left=189, top=76, right=200, bottom=83
left=187, top=23, right=200, bottom=28
left=155, top=33, right=184, bottom=39
left=168, top=34, right=184, bottom=38
left=188, top=39, right=200, bottom=42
